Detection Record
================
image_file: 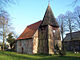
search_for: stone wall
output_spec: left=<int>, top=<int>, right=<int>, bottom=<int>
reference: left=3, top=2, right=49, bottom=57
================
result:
left=16, top=30, right=39, bottom=54
left=33, top=30, right=38, bottom=54
left=53, top=28, right=61, bottom=40
left=38, top=25, right=61, bottom=54
left=53, top=27, right=61, bottom=49
left=48, top=25, right=54, bottom=54
left=16, top=39, right=33, bottom=54
left=38, top=25, right=49, bottom=54
left=16, top=26, right=61, bottom=54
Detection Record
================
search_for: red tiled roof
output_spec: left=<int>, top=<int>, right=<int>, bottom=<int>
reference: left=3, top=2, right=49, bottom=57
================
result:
left=17, top=21, right=42, bottom=40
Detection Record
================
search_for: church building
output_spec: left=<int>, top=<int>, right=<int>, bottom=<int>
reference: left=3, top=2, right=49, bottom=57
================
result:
left=16, top=4, right=61, bottom=54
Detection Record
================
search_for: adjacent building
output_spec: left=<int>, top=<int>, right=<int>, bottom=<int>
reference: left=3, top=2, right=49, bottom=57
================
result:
left=63, top=31, right=80, bottom=51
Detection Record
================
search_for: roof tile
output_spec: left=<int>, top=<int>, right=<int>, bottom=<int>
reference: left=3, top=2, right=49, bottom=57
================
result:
left=17, top=21, right=42, bottom=40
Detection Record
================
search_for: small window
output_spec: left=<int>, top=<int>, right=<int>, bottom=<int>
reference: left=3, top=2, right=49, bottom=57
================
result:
left=41, top=27, right=45, bottom=30
left=20, top=42, right=21, bottom=46
left=53, top=30, right=55, bottom=33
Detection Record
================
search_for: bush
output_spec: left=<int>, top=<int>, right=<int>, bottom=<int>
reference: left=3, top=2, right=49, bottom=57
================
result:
left=54, top=45, right=66, bottom=56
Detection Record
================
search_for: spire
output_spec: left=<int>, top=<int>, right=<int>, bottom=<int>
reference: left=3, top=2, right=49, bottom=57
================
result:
left=41, top=4, right=59, bottom=27
left=48, top=0, right=50, bottom=5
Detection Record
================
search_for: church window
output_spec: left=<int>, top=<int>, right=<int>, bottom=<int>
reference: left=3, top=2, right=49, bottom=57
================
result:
left=41, top=27, right=45, bottom=30
left=53, top=30, right=55, bottom=33
left=41, top=27, right=46, bottom=33
left=19, top=42, right=21, bottom=46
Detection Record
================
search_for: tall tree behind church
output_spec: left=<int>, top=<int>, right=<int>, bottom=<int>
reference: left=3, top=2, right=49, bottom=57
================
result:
left=0, top=10, right=10, bottom=51
left=0, top=0, right=16, bottom=51
left=57, top=14, right=67, bottom=51
left=73, top=6, right=80, bottom=28
left=0, top=0, right=16, bottom=7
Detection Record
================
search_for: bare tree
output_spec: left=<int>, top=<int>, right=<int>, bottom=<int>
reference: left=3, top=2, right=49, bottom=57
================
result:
left=0, top=0, right=17, bottom=51
left=65, top=11, right=79, bottom=52
left=73, top=0, right=80, bottom=4
left=74, top=6, right=80, bottom=28
left=57, top=14, right=67, bottom=52
left=57, top=14, right=66, bottom=41
left=0, top=0, right=16, bottom=6
left=71, top=0, right=80, bottom=6
left=0, top=10, right=10, bottom=51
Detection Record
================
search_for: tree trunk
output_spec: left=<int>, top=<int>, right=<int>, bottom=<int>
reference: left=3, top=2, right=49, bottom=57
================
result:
left=2, top=22, right=5, bottom=51
left=61, top=21, right=64, bottom=50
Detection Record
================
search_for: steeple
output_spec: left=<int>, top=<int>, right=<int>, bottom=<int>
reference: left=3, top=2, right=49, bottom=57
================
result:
left=41, top=4, right=59, bottom=27
left=38, top=4, right=61, bottom=54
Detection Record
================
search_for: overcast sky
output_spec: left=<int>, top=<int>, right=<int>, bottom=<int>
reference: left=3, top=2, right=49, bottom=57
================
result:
left=5, top=0, right=80, bottom=37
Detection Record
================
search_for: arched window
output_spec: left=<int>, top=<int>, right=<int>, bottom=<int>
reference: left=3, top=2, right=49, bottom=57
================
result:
left=53, top=30, right=56, bottom=33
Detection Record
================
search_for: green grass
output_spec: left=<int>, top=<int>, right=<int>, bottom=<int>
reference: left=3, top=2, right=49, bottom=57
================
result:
left=0, top=51, right=80, bottom=60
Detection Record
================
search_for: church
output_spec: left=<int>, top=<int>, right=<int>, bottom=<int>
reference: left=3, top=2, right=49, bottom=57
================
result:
left=15, top=4, right=61, bottom=54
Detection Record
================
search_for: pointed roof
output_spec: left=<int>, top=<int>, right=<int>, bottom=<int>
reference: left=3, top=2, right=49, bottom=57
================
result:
left=17, top=21, right=42, bottom=40
left=17, top=4, right=59, bottom=40
left=41, top=4, right=59, bottom=27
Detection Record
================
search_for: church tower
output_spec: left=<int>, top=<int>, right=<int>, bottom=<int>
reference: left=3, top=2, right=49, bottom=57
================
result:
left=38, top=4, right=61, bottom=54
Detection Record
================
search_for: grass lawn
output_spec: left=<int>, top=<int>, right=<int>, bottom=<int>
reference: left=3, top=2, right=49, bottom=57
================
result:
left=0, top=51, right=80, bottom=60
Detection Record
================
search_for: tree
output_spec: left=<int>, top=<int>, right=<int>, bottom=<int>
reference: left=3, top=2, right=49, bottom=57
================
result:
left=0, top=0, right=16, bottom=7
left=0, top=10, right=10, bottom=51
left=71, top=0, right=80, bottom=6
left=57, top=14, right=66, bottom=41
left=0, top=0, right=16, bottom=13
left=74, top=0, right=80, bottom=4
left=57, top=10, right=79, bottom=53
left=57, top=14, right=67, bottom=52
left=65, top=11, right=79, bottom=52
left=7, top=32, right=15, bottom=49
left=0, top=0, right=17, bottom=51
left=74, top=6, right=80, bottom=28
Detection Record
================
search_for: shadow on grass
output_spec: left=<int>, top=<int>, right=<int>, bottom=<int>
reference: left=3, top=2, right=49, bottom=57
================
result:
left=0, top=51, right=34, bottom=60
left=0, top=51, right=80, bottom=60
left=39, top=56, right=80, bottom=60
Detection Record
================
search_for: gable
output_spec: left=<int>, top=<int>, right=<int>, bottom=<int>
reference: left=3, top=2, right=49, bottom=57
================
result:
left=41, top=4, right=59, bottom=27
left=17, top=21, right=42, bottom=40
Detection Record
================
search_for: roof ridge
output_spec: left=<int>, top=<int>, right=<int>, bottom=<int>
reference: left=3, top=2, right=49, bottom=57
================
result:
left=67, top=31, right=80, bottom=35
left=17, top=20, right=42, bottom=40
left=27, top=20, right=42, bottom=27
